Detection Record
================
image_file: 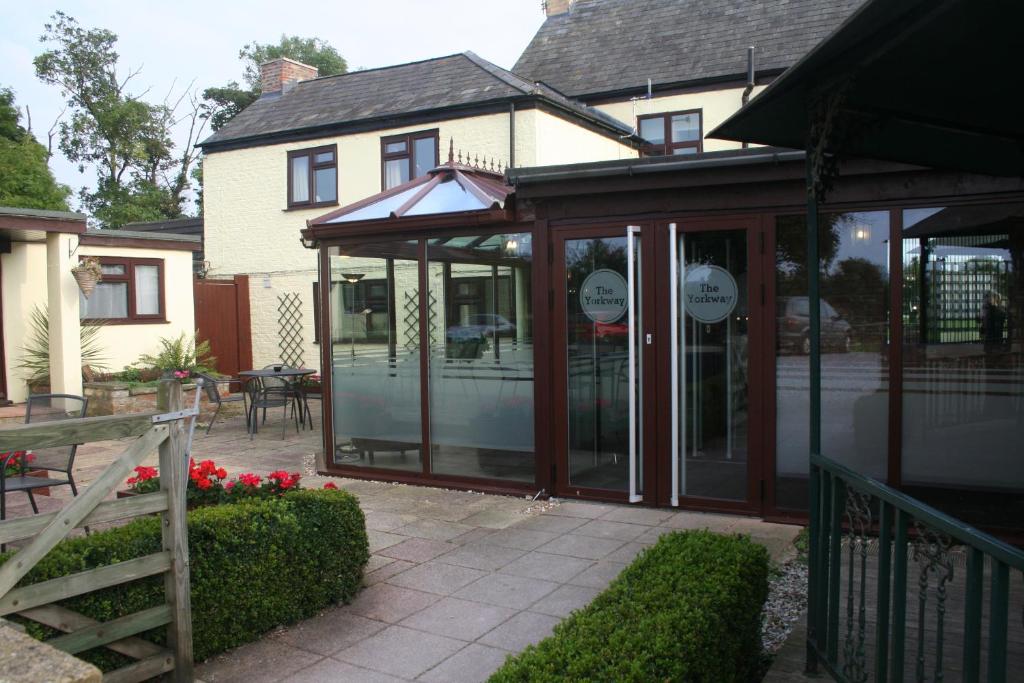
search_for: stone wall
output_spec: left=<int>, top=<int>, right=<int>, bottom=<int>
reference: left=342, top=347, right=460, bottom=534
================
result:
left=82, top=382, right=245, bottom=421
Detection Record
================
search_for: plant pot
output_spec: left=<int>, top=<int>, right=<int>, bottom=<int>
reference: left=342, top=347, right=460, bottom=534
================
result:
left=72, top=268, right=100, bottom=298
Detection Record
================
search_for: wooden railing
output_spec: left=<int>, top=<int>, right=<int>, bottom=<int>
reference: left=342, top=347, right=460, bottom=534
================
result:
left=0, top=381, right=194, bottom=683
left=807, top=453, right=1024, bottom=683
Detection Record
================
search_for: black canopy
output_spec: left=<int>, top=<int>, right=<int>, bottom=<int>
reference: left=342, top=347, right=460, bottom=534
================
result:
left=710, top=0, right=1023, bottom=177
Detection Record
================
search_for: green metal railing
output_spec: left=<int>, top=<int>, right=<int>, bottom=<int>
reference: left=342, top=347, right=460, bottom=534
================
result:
left=807, top=454, right=1024, bottom=683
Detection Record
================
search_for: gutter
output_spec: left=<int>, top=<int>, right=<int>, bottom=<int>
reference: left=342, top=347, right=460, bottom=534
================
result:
left=509, top=149, right=805, bottom=185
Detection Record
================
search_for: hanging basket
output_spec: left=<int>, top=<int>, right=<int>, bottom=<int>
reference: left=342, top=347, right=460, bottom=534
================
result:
left=72, top=258, right=103, bottom=299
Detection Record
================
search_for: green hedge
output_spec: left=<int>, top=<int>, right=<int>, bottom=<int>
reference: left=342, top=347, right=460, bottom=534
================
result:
left=489, top=530, right=770, bottom=683
left=1, top=488, right=368, bottom=669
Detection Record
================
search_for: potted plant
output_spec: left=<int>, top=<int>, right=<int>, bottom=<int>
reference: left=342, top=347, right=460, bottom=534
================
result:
left=71, top=257, right=103, bottom=298
left=2, top=451, right=52, bottom=496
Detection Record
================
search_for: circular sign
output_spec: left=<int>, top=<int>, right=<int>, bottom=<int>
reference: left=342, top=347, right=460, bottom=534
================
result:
left=684, top=265, right=738, bottom=323
left=580, top=269, right=628, bottom=323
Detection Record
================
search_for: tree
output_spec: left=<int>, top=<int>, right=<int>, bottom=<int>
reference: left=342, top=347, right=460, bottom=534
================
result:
left=201, top=35, right=347, bottom=131
left=33, top=12, right=207, bottom=227
left=0, top=86, right=71, bottom=210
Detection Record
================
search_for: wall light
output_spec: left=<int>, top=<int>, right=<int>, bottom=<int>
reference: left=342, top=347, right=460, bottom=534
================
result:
left=852, top=224, right=871, bottom=242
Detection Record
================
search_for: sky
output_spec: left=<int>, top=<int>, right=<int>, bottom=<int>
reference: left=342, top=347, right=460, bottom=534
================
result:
left=0, top=0, right=546, bottom=214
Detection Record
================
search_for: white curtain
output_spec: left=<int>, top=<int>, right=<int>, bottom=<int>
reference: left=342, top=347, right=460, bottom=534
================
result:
left=134, top=265, right=160, bottom=315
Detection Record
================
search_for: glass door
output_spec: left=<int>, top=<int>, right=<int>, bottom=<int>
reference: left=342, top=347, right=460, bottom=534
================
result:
left=671, top=220, right=763, bottom=510
left=555, top=226, right=650, bottom=501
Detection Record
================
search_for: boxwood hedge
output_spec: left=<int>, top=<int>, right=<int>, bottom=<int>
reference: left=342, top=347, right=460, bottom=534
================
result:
left=1, top=488, right=368, bottom=669
left=489, top=530, right=769, bottom=683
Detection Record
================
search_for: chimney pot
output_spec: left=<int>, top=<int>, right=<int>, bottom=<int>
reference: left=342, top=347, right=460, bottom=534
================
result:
left=544, top=0, right=574, bottom=17
left=260, top=57, right=318, bottom=95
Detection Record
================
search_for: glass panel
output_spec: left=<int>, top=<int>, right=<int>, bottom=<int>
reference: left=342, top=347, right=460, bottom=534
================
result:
left=314, top=150, right=334, bottom=163
left=329, top=241, right=422, bottom=471
left=80, top=282, right=128, bottom=319
left=100, top=264, right=125, bottom=276
left=314, top=166, right=337, bottom=203
left=672, top=147, right=698, bottom=155
left=291, top=155, right=310, bottom=203
left=670, top=113, right=700, bottom=142
left=427, top=233, right=534, bottom=482
left=134, top=265, right=160, bottom=315
left=413, top=137, right=436, bottom=178
left=639, top=117, right=664, bottom=145
left=774, top=211, right=891, bottom=510
left=680, top=229, right=748, bottom=500
left=384, top=141, right=407, bottom=154
left=901, top=204, right=1024, bottom=518
left=384, top=158, right=410, bottom=190
left=565, top=236, right=635, bottom=492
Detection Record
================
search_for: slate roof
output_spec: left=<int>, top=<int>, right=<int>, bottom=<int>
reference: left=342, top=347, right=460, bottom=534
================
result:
left=200, top=52, right=634, bottom=151
left=513, top=0, right=865, bottom=98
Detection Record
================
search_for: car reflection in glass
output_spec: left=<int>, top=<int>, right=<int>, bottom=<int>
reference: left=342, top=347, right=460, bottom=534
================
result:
left=777, top=296, right=853, bottom=354
left=446, top=314, right=516, bottom=342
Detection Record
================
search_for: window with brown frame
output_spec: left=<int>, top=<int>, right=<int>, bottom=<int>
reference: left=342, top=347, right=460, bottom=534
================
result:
left=287, top=144, right=338, bottom=209
left=381, top=130, right=439, bottom=190
left=80, top=257, right=165, bottom=323
left=637, top=110, right=702, bottom=156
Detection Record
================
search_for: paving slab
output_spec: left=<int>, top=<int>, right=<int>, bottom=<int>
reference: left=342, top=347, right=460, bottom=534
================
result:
left=385, top=561, right=488, bottom=596
left=478, top=610, right=562, bottom=652
left=277, top=611, right=387, bottom=656
left=535, top=533, right=626, bottom=560
left=435, top=543, right=525, bottom=572
left=478, top=527, right=559, bottom=551
left=530, top=584, right=602, bottom=618
left=399, top=597, right=516, bottom=642
left=599, top=506, right=676, bottom=526
left=347, top=584, right=440, bottom=623
left=453, top=573, right=561, bottom=610
left=377, top=538, right=457, bottom=563
left=335, top=625, right=464, bottom=679
left=573, top=519, right=649, bottom=542
left=196, top=637, right=321, bottom=682
left=499, top=551, right=593, bottom=584
left=418, top=643, right=511, bottom=683
left=393, top=518, right=475, bottom=541
left=283, top=659, right=406, bottom=683
left=567, top=560, right=628, bottom=590
left=545, top=501, right=614, bottom=519
left=364, top=559, right=415, bottom=586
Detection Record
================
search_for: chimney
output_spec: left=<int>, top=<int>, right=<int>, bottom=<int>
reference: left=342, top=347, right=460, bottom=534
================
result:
left=544, top=0, right=574, bottom=17
left=260, top=57, right=318, bottom=96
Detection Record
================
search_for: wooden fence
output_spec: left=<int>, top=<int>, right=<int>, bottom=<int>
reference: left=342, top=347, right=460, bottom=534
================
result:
left=0, top=381, right=194, bottom=683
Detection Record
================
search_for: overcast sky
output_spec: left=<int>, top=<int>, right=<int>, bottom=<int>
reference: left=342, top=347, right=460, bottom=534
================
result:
left=1, top=1, right=546, bottom=214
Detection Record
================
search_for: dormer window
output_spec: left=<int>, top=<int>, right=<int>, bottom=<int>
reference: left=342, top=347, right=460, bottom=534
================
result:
left=381, top=130, right=439, bottom=190
left=288, top=145, right=338, bottom=209
left=638, top=110, right=702, bottom=156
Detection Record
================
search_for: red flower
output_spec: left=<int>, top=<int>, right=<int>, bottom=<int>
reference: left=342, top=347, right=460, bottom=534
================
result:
left=225, top=481, right=235, bottom=490
left=196, top=477, right=212, bottom=490
left=238, top=473, right=262, bottom=487
left=216, top=467, right=227, bottom=480
left=323, top=482, right=338, bottom=490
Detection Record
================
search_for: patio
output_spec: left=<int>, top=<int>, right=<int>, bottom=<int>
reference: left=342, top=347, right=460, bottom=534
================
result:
left=2, top=412, right=800, bottom=682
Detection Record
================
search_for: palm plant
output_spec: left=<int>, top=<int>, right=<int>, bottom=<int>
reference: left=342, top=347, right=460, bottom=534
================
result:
left=16, top=304, right=109, bottom=387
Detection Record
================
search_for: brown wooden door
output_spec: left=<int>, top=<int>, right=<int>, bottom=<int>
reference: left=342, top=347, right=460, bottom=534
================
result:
left=193, top=275, right=252, bottom=379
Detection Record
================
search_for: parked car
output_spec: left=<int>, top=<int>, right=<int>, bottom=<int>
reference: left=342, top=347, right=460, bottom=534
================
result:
left=446, top=314, right=516, bottom=341
left=777, top=296, right=853, bottom=354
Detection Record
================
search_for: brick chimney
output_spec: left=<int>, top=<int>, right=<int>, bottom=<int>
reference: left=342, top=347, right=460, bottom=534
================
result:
left=260, top=57, right=318, bottom=95
left=544, top=0, right=574, bottom=16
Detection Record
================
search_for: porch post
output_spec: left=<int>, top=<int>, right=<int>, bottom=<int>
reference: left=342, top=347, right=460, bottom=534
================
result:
left=45, top=232, right=83, bottom=403
left=804, top=152, right=822, bottom=674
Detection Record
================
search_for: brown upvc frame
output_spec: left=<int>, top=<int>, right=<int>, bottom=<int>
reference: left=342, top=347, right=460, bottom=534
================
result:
left=314, top=222, right=547, bottom=497
left=81, top=256, right=166, bottom=325
left=287, top=144, right=338, bottom=210
left=637, top=109, right=703, bottom=157
left=380, top=129, right=440, bottom=192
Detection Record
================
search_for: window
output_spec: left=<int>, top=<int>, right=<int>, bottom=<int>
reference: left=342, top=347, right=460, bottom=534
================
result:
left=637, top=110, right=702, bottom=156
left=80, top=257, right=164, bottom=323
left=287, top=145, right=337, bottom=208
left=381, top=130, right=439, bottom=190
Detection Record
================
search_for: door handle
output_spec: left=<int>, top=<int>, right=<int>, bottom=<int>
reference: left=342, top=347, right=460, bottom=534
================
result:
left=645, top=333, right=653, bottom=345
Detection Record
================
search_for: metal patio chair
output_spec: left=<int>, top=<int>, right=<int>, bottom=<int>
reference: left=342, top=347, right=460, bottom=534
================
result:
left=196, top=372, right=247, bottom=434
left=1, top=394, right=88, bottom=524
left=244, top=366, right=300, bottom=439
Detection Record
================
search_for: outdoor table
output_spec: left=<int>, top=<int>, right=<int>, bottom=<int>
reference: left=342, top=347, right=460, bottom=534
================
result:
left=238, top=368, right=316, bottom=436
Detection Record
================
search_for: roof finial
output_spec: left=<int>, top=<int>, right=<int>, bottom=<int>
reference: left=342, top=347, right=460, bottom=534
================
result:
left=457, top=149, right=463, bottom=164
left=474, top=153, right=480, bottom=168
left=448, top=137, right=454, bottom=163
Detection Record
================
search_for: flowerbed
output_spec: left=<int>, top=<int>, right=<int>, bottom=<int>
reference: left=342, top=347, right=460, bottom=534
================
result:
left=489, top=530, right=770, bottom=682
left=123, top=458, right=309, bottom=507
left=1, top=487, right=368, bottom=670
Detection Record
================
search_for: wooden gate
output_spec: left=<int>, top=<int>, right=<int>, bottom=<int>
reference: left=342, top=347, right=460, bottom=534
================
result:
left=194, top=275, right=252, bottom=379
left=0, top=382, right=194, bottom=682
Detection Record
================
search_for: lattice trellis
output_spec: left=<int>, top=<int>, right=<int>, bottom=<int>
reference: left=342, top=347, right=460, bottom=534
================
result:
left=277, top=292, right=304, bottom=367
left=402, top=290, right=438, bottom=350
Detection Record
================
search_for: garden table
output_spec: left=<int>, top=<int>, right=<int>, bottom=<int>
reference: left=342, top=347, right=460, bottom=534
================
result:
left=238, top=368, right=316, bottom=438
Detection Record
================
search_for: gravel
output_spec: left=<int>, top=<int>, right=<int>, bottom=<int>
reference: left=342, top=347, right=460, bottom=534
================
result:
left=762, top=560, right=808, bottom=654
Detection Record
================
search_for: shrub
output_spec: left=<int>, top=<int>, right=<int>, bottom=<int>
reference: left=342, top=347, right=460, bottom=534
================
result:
left=1, top=488, right=368, bottom=669
left=134, top=331, right=216, bottom=376
left=489, top=530, right=770, bottom=683
left=16, top=303, right=108, bottom=385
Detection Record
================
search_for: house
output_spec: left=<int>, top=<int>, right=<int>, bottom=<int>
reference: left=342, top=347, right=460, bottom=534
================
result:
left=0, top=207, right=200, bottom=407
left=198, top=0, right=861, bottom=375
left=294, top=0, right=1022, bottom=535
left=125, top=216, right=205, bottom=275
